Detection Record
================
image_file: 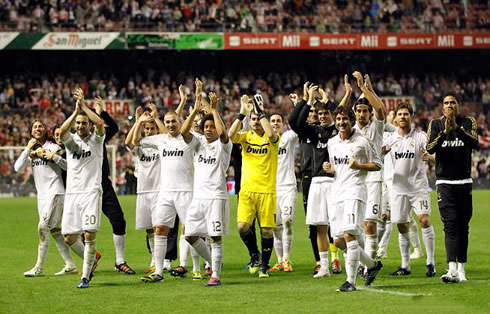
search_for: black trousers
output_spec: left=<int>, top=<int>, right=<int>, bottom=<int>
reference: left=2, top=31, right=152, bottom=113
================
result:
left=102, top=180, right=126, bottom=235
left=437, top=183, right=473, bottom=263
left=302, top=176, right=320, bottom=262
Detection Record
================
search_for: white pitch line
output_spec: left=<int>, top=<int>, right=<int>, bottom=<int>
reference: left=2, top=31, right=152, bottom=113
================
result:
left=357, top=286, right=434, bottom=297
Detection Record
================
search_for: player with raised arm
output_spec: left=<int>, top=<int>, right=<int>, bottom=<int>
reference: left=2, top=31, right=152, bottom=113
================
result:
left=59, top=88, right=106, bottom=288
left=14, top=120, right=77, bottom=277
left=269, top=110, right=298, bottom=273
left=383, top=103, right=437, bottom=277
left=229, top=93, right=279, bottom=278
left=325, top=105, right=383, bottom=292
left=183, top=92, right=232, bottom=286
left=136, top=93, right=200, bottom=284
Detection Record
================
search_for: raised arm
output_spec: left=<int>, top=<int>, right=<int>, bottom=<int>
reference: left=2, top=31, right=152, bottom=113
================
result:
left=77, top=89, right=105, bottom=136
left=175, top=84, right=187, bottom=118
left=132, top=111, right=153, bottom=147
left=14, top=138, right=37, bottom=172
left=338, top=74, right=353, bottom=108
left=60, top=95, right=81, bottom=142
left=95, top=96, right=118, bottom=141
left=353, top=71, right=385, bottom=121
left=229, top=95, right=252, bottom=142
left=456, top=116, right=479, bottom=148
left=253, top=94, right=278, bottom=143
left=181, top=94, right=202, bottom=141
left=209, top=92, right=229, bottom=143
left=125, top=106, right=143, bottom=150
left=149, top=103, right=166, bottom=134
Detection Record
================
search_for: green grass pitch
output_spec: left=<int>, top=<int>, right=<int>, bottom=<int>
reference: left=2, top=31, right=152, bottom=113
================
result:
left=0, top=191, right=489, bottom=313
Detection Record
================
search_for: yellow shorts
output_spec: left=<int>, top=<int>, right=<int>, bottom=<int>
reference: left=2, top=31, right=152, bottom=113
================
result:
left=237, top=191, right=276, bottom=228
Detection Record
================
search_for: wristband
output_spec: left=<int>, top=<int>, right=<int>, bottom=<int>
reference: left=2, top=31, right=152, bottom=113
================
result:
left=237, top=113, right=246, bottom=121
left=258, top=112, right=266, bottom=120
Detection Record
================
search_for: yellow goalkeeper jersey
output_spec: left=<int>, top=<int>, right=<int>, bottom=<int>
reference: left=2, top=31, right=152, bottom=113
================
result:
left=233, top=130, right=280, bottom=193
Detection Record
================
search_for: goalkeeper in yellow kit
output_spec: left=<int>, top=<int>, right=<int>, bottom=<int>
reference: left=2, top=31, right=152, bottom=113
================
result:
left=228, top=94, right=280, bottom=278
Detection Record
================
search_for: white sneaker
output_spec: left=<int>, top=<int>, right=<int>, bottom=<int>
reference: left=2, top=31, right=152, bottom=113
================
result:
left=313, top=268, right=330, bottom=278
left=24, top=266, right=44, bottom=277
left=458, top=271, right=467, bottom=282
left=55, top=265, right=78, bottom=276
left=410, top=248, right=424, bottom=260
left=441, top=270, right=460, bottom=283
left=163, top=259, right=172, bottom=271
left=376, top=247, right=388, bottom=259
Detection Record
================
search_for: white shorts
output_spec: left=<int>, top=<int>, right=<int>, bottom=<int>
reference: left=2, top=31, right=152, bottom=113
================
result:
left=62, top=191, right=102, bottom=234
left=390, top=193, right=432, bottom=224
left=305, top=179, right=332, bottom=226
left=37, top=194, right=64, bottom=229
left=136, top=192, right=159, bottom=230
left=329, top=199, right=365, bottom=238
left=276, top=186, right=297, bottom=226
left=382, top=182, right=391, bottom=215
left=155, top=191, right=193, bottom=228
left=364, top=181, right=383, bottom=222
left=185, top=199, right=230, bottom=237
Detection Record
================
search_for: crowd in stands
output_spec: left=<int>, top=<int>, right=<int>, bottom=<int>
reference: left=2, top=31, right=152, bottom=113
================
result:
left=0, top=0, right=488, bottom=33
left=0, top=69, right=489, bottom=196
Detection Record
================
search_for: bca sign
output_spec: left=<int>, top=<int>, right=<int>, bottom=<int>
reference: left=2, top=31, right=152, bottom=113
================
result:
left=379, top=96, right=415, bottom=112
left=86, top=100, right=133, bottom=116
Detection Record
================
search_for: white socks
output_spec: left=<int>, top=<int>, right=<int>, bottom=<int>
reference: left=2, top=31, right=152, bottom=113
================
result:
left=283, top=222, right=293, bottom=261
left=399, top=232, right=411, bottom=269
left=113, top=234, right=126, bottom=265
left=190, top=246, right=200, bottom=272
left=191, top=238, right=212, bottom=265
left=179, top=235, right=189, bottom=268
left=449, top=261, right=457, bottom=273
left=147, top=232, right=155, bottom=267
left=211, top=242, right=223, bottom=279
left=422, top=226, right=435, bottom=265
left=273, top=226, right=284, bottom=263
left=365, top=234, right=378, bottom=259
left=346, top=240, right=360, bottom=285
left=409, top=219, right=422, bottom=251
left=319, top=251, right=329, bottom=272
left=378, top=222, right=392, bottom=250
left=154, top=235, right=167, bottom=275
left=35, top=226, right=50, bottom=270
left=69, top=238, right=85, bottom=258
left=457, top=262, right=465, bottom=273
left=82, top=239, right=96, bottom=279
left=52, top=231, right=75, bottom=268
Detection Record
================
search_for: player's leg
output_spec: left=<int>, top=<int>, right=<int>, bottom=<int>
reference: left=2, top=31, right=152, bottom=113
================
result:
left=137, top=193, right=155, bottom=273
left=257, top=193, right=276, bottom=278
left=314, top=225, right=330, bottom=278
left=24, top=197, right=52, bottom=276
left=306, top=180, right=325, bottom=273
left=409, top=215, right=423, bottom=259
left=390, top=194, right=411, bottom=276
left=271, top=192, right=284, bottom=271
left=364, top=182, right=382, bottom=259
left=165, top=215, right=179, bottom=270
left=185, top=199, right=211, bottom=280
left=281, top=187, right=296, bottom=272
left=413, top=193, right=436, bottom=277
left=456, top=183, right=473, bottom=281
left=303, top=176, right=320, bottom=271
left=237, top=191, right=260, bottom=271
left=170, top=191, right=195, bottom=278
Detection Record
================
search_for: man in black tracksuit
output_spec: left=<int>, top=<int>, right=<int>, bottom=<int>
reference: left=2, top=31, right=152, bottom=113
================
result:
left=426, top=92, right=478, bottom=283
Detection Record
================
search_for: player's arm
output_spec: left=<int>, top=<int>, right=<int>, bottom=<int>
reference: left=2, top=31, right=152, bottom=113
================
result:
left=175, top=84, right=187, bottom=118
left=338, top=74, right=353, bottom=108
left=350, top=140, right=382, bottom=171
left=253, top=93, right=278, bottom=143
left=296, top=84, right=319, bottom=139
left=209, top=92, right=229, bottom=143
left=125, top=106, right=143, bottom=150
left=79, top=92, right=105, bottom=136
left=60, top=93, right=82, bottom=142
left=149, top=103, right=167, bottom=134
left=229, top=95, right=252, bottom=143
left=181, top=94, right=202, bottom=143
left=288, top=93, right=306, bottom=135
left=42, top=147, right=67, bottom=170
left=14, top=138, right=37, bottom=172
left=455, top=116, right=479, bottom=148
left=95, top=97, right=118, bottom=141
left=426, top=119, right=446, bottom=154
left=353, top=71, right=385, bottom=120
left=132, top=112, right=153, bottom=147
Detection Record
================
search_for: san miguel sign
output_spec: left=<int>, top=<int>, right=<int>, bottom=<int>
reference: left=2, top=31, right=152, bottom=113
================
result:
left=224, top=33, right=490, bottom=50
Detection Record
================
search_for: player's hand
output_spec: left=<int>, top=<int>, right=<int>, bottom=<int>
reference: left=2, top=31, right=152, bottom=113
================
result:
left=323, top=162, right=334, bottom=173
left=194, top=94, right=203, bottom=112
left=421, top=147, right=431, bottom=162
left=42, top=150, right=55, bottom=161
left=240, top=95, right=253, bottom=115
left=253, top=94, right=265, bottom=114
left=364, top=74, right=374, bottom=92
left=179, top=84, right=187, bottom=103
left=209, top=92, right=218, bottom=110
left=135, top=106, right=143, bottom=121
left=352, top=71, right=365, bottom=90
left=95, top=96, right=103, bottom=115
left=148, top=103, right=158, bottom=119
left=307, top=84, right=318, bottom=104
left=319, top=88, right=328, bottom=103
left=289, top=93, right=299, bottom=106
left=303, top=81, right=310, bottom=101
left=344, top=74, right=352, bottom=94
left=138, top=111, right=152, bottom=122
left=444, top=108, right=454, bottom=134
left=35, top=147, right=45, bottom=158
left=27, top=138, right=38, bottom=150
left=348, top=157, right=360, bottom=169
left=195, top=78, right=203, bottom=96
left=381, top=145, right=391, bottom=155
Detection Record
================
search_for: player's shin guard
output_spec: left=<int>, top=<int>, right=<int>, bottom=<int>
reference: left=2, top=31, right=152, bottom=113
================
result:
left=261, top=237, right=274, bottom=268
left=211, top=241, right=223, bottom=279
left=82, top=239, right=96, bottom=279
left=191, top=238, right=211, bottom=267
left=346, top=240, right=360, bottom=285
left=113, top=234, right=126, bottom=265
left=179, top=235, right=189, bottom=268
left=69, top=238, right=85, bottom=258
left=154, top=235, right=167, bottom=275
left=35, top=226, right=50, bottom=270
left=422, top=226, right=435, bottom=265
left=273, top=226, right=284, bottom=262
left=399, top=232, right=411, bottom=269
left=283, top=222, right=293, bottom=262
left=365, top=234, right=378, bottom=259
left=52, top=231, right=75, bottom=268
left=239, top=228, right=259, bottom=257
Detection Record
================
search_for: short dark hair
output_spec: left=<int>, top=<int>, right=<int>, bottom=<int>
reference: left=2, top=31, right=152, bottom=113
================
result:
left=443, top=91, right=460, bottom=104
left=270, top=113, right=284, bottom=122
left=199, top=114, right=214, bottom=131
left=315, top=100, right=336, bottom=112
left=333, top=105, right=356, bottom=124
left=353, top=96, right=373, bottom=113
left=394, top=103, right=414, bottom=116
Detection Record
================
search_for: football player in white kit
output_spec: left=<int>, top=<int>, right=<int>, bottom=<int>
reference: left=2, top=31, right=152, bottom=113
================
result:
left=135, top=101, right=200, bottom=283
left=125, top=105, right=163, bottom=273
left=383, top=103, right=436, bottom=277
left=351, top=72, right=386, bottom=263
left=59, top=89, right=106, bottom=288
left=324, top=105, right=383, bottom=292
left=182, top=92, right=232, bottom=286
left=14, top=119, right=77, bottom=277
left=269, top=113, right=298, bottom=272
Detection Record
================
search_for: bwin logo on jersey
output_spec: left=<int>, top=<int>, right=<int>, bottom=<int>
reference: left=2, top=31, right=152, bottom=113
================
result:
left=334, top=155, right=349, bottom=165
left=246, top=146, right=268, bottom=154
left=395, top=150, right=415, bottom=159
left=316, top=142, right=328, bottom=149
left=198, top=155, right=216, bottom=164
left=162, top=148, right=184, bottom=157
left=72, top=150, right=91, bottom=160
left=441, top=138, right=464, bottom=148
left=278, top=147, right=287, bottom=155
left=32, top=159, right=48, bottom=167
left=140, top=153, right=159, bottom=162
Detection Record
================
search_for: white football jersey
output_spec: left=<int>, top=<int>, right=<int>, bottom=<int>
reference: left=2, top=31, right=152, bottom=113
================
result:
left=14, top=142, right=65, bottom=197
left=328, top=130, right=382, bottom=203
left=384, top=128, right=429, bottom=194
left=193, top=138, right=232, bottom=199
left=133, top=146, right=161, bottom=193
left=276, top=130, right=299, bottom=189
left=63, top=132, right=105, bottom=194
left=140, top=133, right=199, bottom=192
left=355, top=118, right=385, bottom=182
